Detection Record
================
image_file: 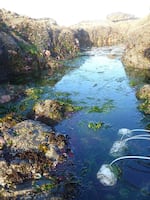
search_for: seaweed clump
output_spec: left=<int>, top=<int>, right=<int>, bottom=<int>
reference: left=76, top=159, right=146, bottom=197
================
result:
left=0, top=120, right=77, bottom=199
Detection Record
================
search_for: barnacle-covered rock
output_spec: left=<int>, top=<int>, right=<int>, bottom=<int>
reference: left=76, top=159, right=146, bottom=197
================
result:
left=33, top=100, right=64, bottom=124
left=0, top=113, right=20, bottom=132
left=138, top=100, right=150, bottom=114
left=136, top=84, right=150, bottom=114
left=33, top=99, right=75, bottom=126
left=0, top=120, right=72, bottom=198
left=0, top=136, right=6, bottom=149
left=136, top=84, right=150, bottom=100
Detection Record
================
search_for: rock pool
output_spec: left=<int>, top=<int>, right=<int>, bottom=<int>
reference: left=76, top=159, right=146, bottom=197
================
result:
left=0, top=46, right=150, bottom=199
left=54, top=46, right=150, bottom=200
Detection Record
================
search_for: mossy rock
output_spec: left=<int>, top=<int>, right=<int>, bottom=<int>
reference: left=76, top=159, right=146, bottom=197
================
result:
left=138, top=99, right=150, bottom=114
left=0, top=119, right=71, bottom=199
left=136, top=84, right=150, bottom=100
left=136, top=85, right=150, bottom=115
left=33, top=99, right=78, bottom=126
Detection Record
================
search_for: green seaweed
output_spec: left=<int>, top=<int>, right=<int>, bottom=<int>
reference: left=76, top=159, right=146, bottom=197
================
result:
left=25, top=87, right=44, bottom=100
left=112, top=164, right=122, bottom=178
left=18, top=41, right=39, bottom=56
left=34, top=182, right=55, bottom=192
left=59, top=101, right=83, bottom=112
left=88, top=121, right=104, bottom=131
left=146, top=124, right=150, bottom=130
left=0, top=102, right=17, bottom=116
left=55, top=91, right=71, bottom=98
left=138, top=99, right=150, bottom=114
left=88, top=100, right=115, bottom=113
left=129, top=80, right=138, bottom=87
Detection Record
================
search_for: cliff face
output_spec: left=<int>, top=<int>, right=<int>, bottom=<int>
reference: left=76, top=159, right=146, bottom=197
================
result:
left=122, top=15, right=150, bottom=69
left=0, top=9, right=80, bottom=82
left=72, top=14, right=150, bottom=70
left=0, top=9, right=150, bottom=82
left=71, top=20, right=124, bottom=47
left=71, top=12, right=139, bottom=48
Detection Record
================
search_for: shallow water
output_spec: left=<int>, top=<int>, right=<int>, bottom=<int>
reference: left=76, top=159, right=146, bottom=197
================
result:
left=53, top=47, right=150, bottom=200
left=1, top=46, right=150, bottom=199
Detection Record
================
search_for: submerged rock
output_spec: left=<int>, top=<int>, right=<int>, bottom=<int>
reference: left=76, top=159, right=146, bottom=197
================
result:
left=107, top=46, right=125, bottom=58
left=0, top=95, right=11, bottom=103
left=0, top=120, right=72, bottom=198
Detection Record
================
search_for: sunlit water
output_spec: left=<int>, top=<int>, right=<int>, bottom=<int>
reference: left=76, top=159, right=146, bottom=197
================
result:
left=52, top=47, right=150, bottom=200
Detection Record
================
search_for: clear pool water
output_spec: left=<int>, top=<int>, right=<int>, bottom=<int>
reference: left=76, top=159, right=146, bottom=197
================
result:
left=53, top=47, right=150, bottom=200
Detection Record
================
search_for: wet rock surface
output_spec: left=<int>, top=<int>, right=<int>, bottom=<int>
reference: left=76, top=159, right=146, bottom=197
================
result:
left=136, top=84, right=150, bottom=100
left=32, top=99, right=76, bottom=126
left=0, top=120, right=76, bottom=199
left=0, top=84, right=24, bottom=103
left=136, top=84, right=150, bottom=114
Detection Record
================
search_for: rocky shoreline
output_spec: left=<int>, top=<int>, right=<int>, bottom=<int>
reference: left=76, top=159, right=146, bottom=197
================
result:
left=0, top=99, right=79, bottom=199
left=0, top=9, right=150, bottom=83
left=0, top=9, right=150, bottom=199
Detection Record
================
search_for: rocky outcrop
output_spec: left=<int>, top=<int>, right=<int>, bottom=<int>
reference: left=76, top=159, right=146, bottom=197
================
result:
left=107, top=12, right=137, bottom=22
left=72, top=14, right=150, bottom=70
left=136, top=84, right=150, bottom=114
left=0, top=8, right=150, bottom=83
left=72, top=20, right=122, bottom=47
left=0, top=119, right=73, bottom=199
left=122, top=15, right=150, bottom=69
left=71, top=16, right=137, bottom=48
left=136, top=84, right=150, bottom=100
left=0, top=9, right=80, bottom=82
left=32, top=99, right=76, bottom=126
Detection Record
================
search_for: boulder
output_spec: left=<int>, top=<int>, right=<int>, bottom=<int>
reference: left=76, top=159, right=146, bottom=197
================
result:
left=33, top=99, right=75, bottom=126
left=0, top=120, right=71, bottom=198
left=136, top=84, right=150, bottom=114
left=108, top=46, right=125, bottom=58
left=138, top=99, right=150, bottom=115
left=136, top=84, right=150, bottom=100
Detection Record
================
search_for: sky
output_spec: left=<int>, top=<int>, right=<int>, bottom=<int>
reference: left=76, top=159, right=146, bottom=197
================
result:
left=0, top=0, right=150, bottom=26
